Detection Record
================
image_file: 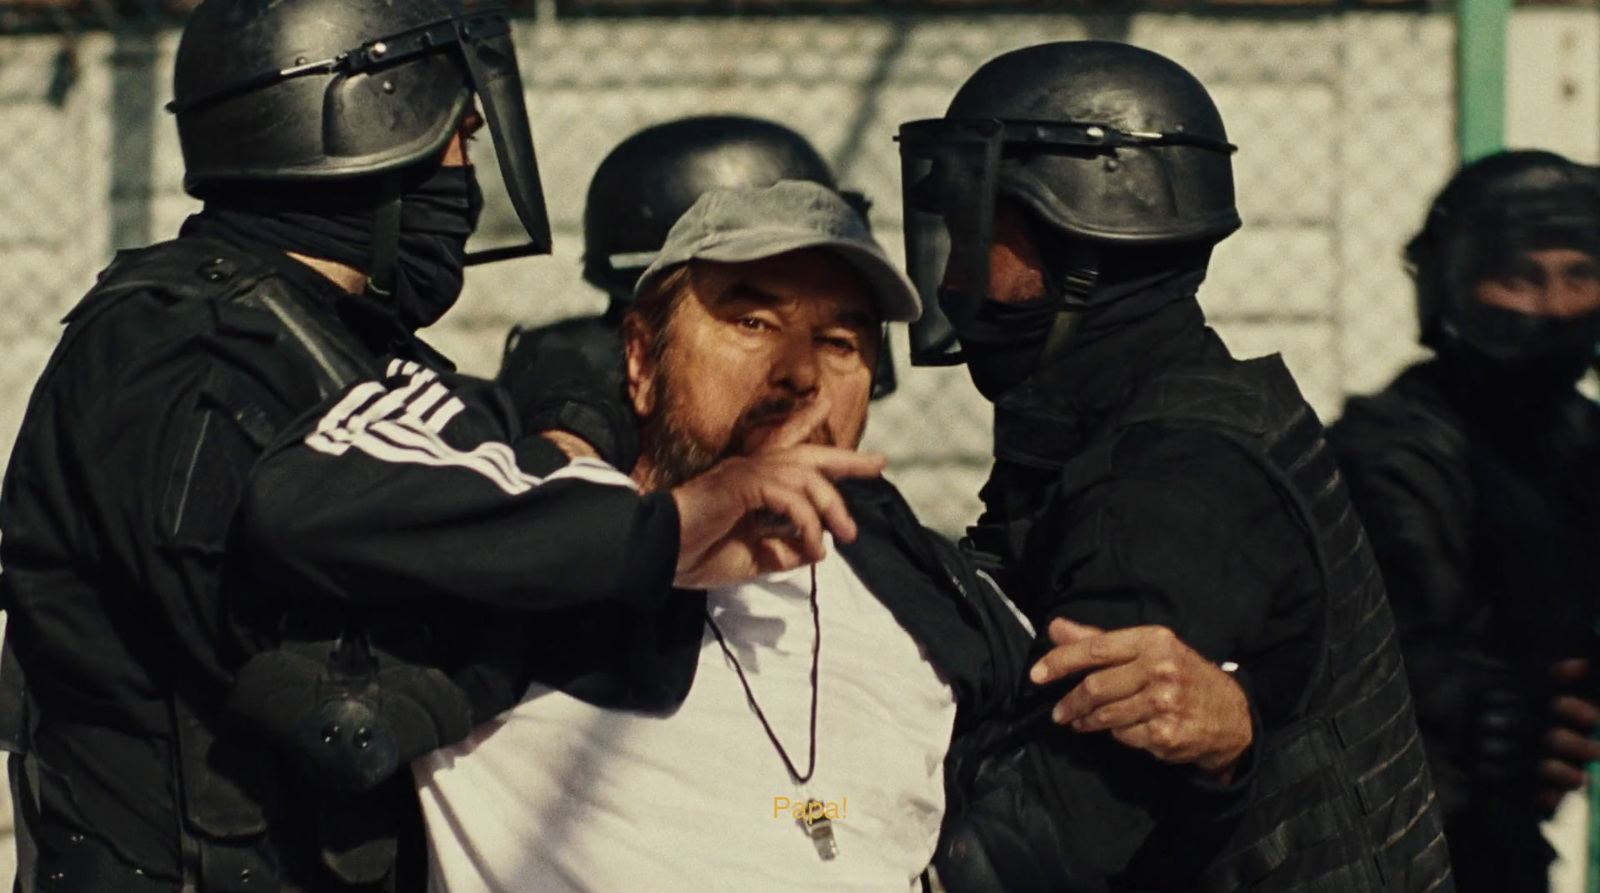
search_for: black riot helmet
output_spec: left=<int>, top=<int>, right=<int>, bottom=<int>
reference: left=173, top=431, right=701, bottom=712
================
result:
left=169, top=0, right=552, bottom=278
left=1407, top=150, right=1600, bottom=368
left=899, top=41, right=1240, bottom=365
left=582, top=115, right=865, bottom=301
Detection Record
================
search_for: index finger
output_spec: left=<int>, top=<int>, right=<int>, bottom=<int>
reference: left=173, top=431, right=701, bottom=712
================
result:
left=1553, top=659, right=1590, bottom=685
left=1553, top=694, right=1600, bottom=732
left=1029, top=627, right=1149, bottom=684
left=766, top=397, right=833, bottom=452
left=783, top=445, right=887, bottom=481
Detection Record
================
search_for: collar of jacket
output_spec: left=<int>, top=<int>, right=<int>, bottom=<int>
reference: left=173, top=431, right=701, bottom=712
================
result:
left=833, top=477, right=1032, bottom=729
left=967, top=296, right=1217, bottom=566
left=991, top=296, right=1213, bottom=473
left=609, top=478, right=1030, bottom=725
left=1396, top=356, right=1600, bottom=502
left=180, top=213, right=455, bottom=371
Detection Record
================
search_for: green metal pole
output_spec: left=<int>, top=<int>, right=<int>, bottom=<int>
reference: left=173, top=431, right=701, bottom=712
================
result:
left=1456, top=0, right=1512, bottom=163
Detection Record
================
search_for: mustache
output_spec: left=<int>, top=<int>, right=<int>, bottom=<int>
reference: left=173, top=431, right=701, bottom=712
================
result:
left=728, top=396, right=836, bottom=451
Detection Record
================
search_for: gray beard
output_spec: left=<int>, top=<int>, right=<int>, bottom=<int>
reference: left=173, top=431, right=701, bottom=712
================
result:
left=637, top=398, right=721, bottom=493
left=635, top=365, right=819, bottom=492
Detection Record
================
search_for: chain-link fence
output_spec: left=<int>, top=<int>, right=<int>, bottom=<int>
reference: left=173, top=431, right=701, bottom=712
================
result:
left=0, top=5, right=1459, bottom=542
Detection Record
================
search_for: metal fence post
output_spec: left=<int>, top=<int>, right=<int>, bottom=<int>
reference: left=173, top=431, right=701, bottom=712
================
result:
left=109, top=26, right=159, bottom=251
left=1457, top=0, right=1512, bottom=163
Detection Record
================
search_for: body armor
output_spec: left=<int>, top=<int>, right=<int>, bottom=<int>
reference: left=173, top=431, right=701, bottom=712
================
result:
left=1049, top=356, right=1453, bottom=893
left=6, top=237, right=472, bottom=891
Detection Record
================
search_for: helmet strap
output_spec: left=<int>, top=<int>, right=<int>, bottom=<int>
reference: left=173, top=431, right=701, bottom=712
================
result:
left=365, top=172, right=405, bottom=300
left=1035, top=238, right=1099, bottom=366
left=1056, top=238, right=1101, bottom=307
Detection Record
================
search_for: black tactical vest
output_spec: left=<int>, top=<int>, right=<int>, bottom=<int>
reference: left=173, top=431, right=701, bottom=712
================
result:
left=1043, top=356, right=1453, bottom=893
left=1, top=237, right=439, bottom=892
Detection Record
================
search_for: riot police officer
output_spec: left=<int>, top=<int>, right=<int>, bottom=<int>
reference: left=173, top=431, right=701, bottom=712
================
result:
left=497, top=114, right=893, bottom=436
left=1328, top=151, right=1600, bottom=893
left=899, top=41, right=1452, bottom=891
left=0, top=0, right=877, bottom=889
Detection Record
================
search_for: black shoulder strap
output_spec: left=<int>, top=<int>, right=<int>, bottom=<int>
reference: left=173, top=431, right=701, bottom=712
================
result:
left=234, top=276, right=374, bottom=396
left=74, top=236, right=378, bottom=396
left=1117, top=354, right=1296, bottom=438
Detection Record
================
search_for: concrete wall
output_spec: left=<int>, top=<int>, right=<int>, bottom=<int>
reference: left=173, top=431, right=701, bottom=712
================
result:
left=1507, top=5, right=1600, bottom=164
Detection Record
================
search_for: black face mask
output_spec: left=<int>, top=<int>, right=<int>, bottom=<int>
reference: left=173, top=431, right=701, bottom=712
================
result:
left=1439, top=298, right=1600, bottom=365
left=1443, top=347, right=1596, bottom=409
left=191, top=164, right=484, bottom=331
left=955, top=236, right=1212, bottom=405
left=959, top=294, right=1059, bottom=402
left=391, top=164, right=484, bottom=329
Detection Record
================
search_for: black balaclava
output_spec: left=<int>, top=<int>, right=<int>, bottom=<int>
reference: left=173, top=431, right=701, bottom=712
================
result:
left=959, top=207, right=1213, bottom=404
left=1418, top=153, right=1600, bottom=397
left=193, top=161, right=483, bottom=331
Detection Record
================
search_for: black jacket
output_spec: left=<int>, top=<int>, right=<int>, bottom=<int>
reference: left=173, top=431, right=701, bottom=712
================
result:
left=1328, top=357, right=1600, bottom=893
left=968, top=299, right=1313, bottom=888
left=0, top=226, right=678, bottom=892
left=973, top=297, right=1450, bottom=892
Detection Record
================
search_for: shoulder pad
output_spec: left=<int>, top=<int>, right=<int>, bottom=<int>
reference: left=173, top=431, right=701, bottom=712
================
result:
left=1334, top=386, right=1467, bottom=472
left=65, top=237, right=271, bottom=324
left=1119, top=354, right=1307, bottom=441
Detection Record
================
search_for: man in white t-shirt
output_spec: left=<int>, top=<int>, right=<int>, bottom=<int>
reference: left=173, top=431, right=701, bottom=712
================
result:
left=415, top=181, right=1254, bottom=893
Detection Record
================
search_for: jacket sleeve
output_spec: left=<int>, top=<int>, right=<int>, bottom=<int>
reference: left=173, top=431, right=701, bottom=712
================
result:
left=976, top=427, right=1304, bottom=888
left=1327, top=404, right=1484, bottom=820
left=937, top=547, right=1257, bottom=892
left=233, top=359, right=679, bottom=614
left=1019, top=425, right=1321, bottom=731
left=44, top=291, right=281, bottom=693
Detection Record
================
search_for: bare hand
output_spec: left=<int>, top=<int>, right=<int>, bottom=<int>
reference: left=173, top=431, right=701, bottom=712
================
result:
left=1539, top=659, right=1600, bottom=813
left=1030, top=618, right=1253, bottom=780
left=541, top=430, right=603, bottom=462
left=671, top=398, right=885, bottom=590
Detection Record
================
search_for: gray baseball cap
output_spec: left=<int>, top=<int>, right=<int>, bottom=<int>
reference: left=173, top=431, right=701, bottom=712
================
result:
left=634, top=180, right=922, bottom=323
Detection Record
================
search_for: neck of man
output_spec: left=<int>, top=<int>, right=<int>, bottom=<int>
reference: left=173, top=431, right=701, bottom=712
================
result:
left=627, top=454, right=678, bottom=496
left=630, top=453, right=669, bottom=493
left=287, top=251, right=367, bottom=293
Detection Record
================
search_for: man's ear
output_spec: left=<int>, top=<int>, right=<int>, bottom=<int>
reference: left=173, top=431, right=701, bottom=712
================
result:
left=623, top=314, right=656, bottom=418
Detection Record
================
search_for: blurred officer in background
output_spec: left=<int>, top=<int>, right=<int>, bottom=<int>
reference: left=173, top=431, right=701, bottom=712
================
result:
left=1328, top=150, right=1600, bottom=893
left=900, top=41, right=1452, bottom=892
left=497, top=115, right=895, bottom=449
left=0, top=0, right=874, bottom=889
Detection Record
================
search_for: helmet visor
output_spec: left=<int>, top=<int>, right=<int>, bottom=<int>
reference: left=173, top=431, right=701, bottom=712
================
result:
left=898, top=116, right=1238, bottom=365
left=899, top=118, right=1003, bottom=366
left=454, top=5, right=552, bottom=263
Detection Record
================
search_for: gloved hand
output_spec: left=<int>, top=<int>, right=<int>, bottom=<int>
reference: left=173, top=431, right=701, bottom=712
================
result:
left=226, top=646, right=473, bottom=793
left=1466, top=659, right=1543, bottom=802
left=499, top=327, right=639, bottom=473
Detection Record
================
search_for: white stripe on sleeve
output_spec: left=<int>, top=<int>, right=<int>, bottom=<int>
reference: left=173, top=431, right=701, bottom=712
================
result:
left=304, top=370, right=637, bottom=496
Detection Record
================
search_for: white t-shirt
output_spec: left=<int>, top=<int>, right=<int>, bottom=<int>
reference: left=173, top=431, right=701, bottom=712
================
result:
left=414, top=539, right=959, bottom=893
